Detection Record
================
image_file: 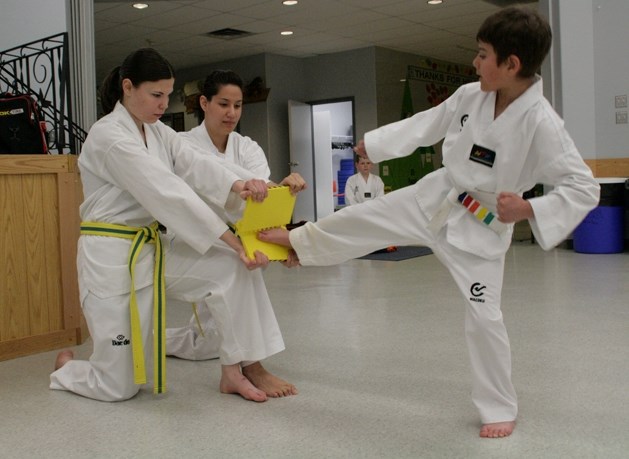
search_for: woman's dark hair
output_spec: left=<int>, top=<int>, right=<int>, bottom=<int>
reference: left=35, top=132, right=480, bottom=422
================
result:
left=100, top=48, right=175, bottom=114
left=476, top=6, right=552, bottom=78
left=201, top=70, right=244, bottom=99
left=195, top=70, right=244, bottom=119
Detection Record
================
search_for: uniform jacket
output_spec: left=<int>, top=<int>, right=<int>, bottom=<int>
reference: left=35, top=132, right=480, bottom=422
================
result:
left=181, top=125, right=271, bottom=180
left=78, top=102, right=243, bottom=298
left=365, top=76, right=599, bottom=260
left=345, top=172, right=385, bottom=206
left=179, top=124, right=270, bottom=222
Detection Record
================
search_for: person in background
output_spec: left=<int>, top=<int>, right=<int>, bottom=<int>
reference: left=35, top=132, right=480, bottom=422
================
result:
left=345, top=154, right=385, bottom=206
left=166, top=69, right=304, bottom=398
left=258, top=6, right=600, bottom=437
left=51, top=48, right=291, bottom=403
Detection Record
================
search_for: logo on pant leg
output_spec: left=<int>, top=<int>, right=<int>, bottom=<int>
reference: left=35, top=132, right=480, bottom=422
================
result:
left=469, top=282, right=486, bottom=303
left=112, top=334, right=130, bottom=346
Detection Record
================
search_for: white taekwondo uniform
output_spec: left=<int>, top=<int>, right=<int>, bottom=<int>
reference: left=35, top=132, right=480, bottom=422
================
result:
left=165, top=124, right=273, bottom=360
left=50, top=103, right=284, bottom=401
left=345, top=172, right=385, bottom=206
left=287, top=77, right=600, bottom=423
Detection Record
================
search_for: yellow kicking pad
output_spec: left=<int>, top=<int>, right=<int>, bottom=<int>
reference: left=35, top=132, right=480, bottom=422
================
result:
left=234, top=186, right=296, bottom=261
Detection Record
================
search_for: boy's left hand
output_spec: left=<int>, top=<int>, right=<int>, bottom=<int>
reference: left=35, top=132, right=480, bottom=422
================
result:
left=496, top=192, right=534, bottom=223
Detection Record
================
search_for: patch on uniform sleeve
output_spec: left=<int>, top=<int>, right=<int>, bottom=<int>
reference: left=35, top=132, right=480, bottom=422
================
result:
left=469, top=144, right=496, bottom=167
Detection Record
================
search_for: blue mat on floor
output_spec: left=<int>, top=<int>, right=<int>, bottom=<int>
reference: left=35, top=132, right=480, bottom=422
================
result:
left=358, top=246, right=433, bottom=261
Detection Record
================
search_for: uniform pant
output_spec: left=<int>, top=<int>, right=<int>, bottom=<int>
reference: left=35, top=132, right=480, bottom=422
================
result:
left=50, top=238, right=285, bottom=401
left=165, top=299, right=221, bottom=361
left=289, top=186, right=517, bottom=424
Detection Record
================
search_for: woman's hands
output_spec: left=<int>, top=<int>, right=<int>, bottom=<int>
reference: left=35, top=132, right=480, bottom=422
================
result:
left=219, top=229, right=269, bottom=270
left=279, top=173, right=307, bottom=195
left=232, top=179, right=269, bottom=202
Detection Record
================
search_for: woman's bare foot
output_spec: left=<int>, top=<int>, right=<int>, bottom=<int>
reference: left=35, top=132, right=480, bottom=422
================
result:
left=479, top=421, right=516, bottom=438
left=242, top=361, right=298, bottom=398
left=257, top=228, right=292, bottom=248
left=54, top=350, right=74, bottom=370
left=219, top=364, right=267, bottom=402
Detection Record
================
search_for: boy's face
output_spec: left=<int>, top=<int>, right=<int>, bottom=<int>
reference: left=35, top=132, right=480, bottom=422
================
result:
left=356, top=157, right=373, bottom=175
left=473, top=41, right=510, bottom=92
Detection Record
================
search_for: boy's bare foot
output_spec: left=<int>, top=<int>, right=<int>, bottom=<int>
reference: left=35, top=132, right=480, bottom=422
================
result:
left=54, top=350, right=74, bottom=370
left=242, top=361, right=298, bottom=398
left=219, top=364, right=267, bottom=402
left=479, top=421, right=516, bottom=438
left=257, top=228, right=292, bottom=248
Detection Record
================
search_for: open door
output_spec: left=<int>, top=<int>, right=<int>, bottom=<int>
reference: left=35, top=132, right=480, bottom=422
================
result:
left=312, top=111, right=334, bottom=220
left=288, top=100, right=316, bottom=222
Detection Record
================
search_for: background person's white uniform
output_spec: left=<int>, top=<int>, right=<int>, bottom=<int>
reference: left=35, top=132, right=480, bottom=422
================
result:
left=285, top=77, right=599, bottom=424
left=49, top=103, right=284, bottom=401
left=166, top=124, right=272, bottom=360
left=345, top=172, right=385, bottom=206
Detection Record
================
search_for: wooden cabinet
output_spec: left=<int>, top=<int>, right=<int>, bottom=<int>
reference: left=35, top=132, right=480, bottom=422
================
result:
left=0, top=154, right=86, bottom=361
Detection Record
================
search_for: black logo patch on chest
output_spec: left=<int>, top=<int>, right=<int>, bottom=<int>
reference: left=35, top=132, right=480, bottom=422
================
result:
left=469, top=144, right=496, bottom=167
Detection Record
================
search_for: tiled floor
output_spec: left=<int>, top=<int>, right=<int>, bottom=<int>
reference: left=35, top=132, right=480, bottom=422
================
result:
left=1, top=242, right=627, bottom=458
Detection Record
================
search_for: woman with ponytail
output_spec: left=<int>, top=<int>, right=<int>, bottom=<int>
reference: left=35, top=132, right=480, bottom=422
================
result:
left=50, top=48, right=294, bottom=402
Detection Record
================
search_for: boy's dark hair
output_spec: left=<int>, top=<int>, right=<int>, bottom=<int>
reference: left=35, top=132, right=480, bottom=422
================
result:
left=100, top=48, right=175, bottom=114
left=201, top=70, right=244, bottom=99
left=476, top=6, right=552, bottom=78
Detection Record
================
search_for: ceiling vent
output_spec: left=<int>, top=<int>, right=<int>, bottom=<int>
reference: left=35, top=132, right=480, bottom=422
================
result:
left=205, top=28, right=254, bottom=40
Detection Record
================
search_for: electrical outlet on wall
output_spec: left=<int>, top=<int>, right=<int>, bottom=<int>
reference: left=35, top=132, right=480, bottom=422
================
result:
left=615, top=95, right=627, bottom=108
left=616, top=111, right=628, bottom=124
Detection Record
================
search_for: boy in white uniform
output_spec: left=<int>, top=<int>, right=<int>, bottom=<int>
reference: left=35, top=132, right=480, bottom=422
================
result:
left=166, top=70, right=305, bottom=397
left=259, top=7, right=600, bottom=437
left=50, top=49, right=289, bottom=403
left=345, top=155, right=385, bottom=206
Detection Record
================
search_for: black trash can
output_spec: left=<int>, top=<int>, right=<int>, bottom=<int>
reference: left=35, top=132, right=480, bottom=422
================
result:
left=573, top=178, right=626, bottom=254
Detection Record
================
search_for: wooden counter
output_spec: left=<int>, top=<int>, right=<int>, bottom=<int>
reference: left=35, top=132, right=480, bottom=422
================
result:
left=0, top=154, right=87, bottom=361
left=585, top=157, right=629, bottom=178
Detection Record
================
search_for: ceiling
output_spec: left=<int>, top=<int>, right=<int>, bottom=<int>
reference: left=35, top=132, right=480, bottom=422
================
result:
left=94, top=0, right=537, bottom=83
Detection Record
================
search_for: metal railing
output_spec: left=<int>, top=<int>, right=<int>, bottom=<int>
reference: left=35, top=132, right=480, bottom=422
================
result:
left=0, top=33, right=87, bottom=154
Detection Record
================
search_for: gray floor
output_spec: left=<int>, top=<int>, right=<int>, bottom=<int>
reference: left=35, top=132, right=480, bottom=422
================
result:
left=1, top=242, right=627, bottom=458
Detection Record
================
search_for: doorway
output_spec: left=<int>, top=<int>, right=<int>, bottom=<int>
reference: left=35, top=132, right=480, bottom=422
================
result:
left=288, top=97, right=355, bottom=222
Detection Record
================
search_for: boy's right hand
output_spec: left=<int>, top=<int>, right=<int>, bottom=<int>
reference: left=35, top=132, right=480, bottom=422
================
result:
left=353, top=140, right=369, bottom=159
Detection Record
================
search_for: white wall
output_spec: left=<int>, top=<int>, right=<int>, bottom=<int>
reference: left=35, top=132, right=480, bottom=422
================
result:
left=304, top=47, right=378, bottom=141
left=555, top=0, right=597, bottom=158
left=592, top=0, right=629, bottom=158
left=542, top=0, right=628, bottom=160
left=0, top=0, right=67, bottom=51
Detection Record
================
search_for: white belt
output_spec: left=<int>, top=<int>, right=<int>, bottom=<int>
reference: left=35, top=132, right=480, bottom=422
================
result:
left=427, top=189, right=508, bottom=235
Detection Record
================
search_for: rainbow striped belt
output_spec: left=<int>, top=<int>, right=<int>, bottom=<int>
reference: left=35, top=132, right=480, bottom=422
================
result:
left=456, top=191, right=507, bottom=233
left=80, top=221, right=166, bottom=394
left=427, top=189, right=508, bottom=235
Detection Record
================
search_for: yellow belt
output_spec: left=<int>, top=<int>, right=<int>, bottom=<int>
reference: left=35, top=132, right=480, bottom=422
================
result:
left=80, top=221, right=166, bottom=394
